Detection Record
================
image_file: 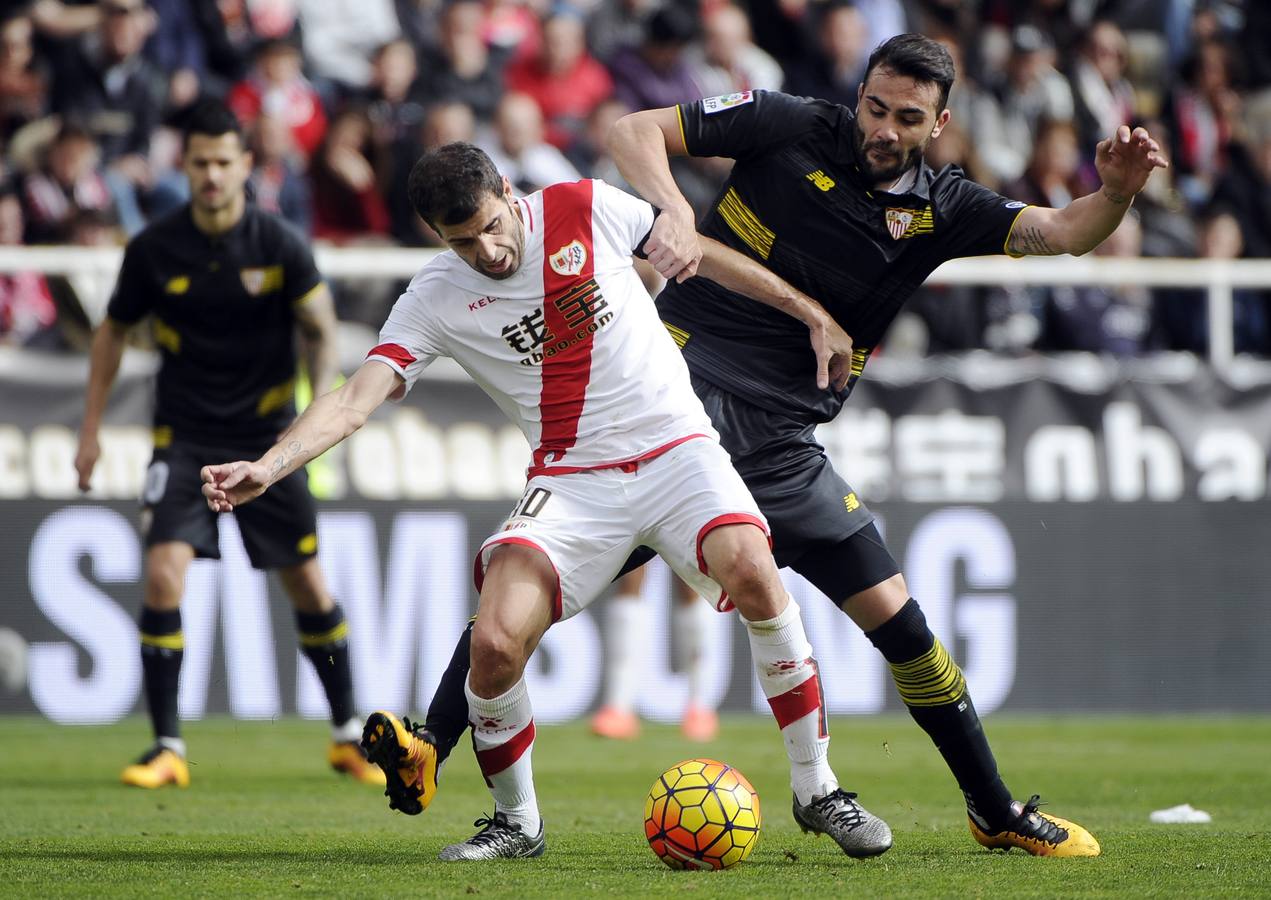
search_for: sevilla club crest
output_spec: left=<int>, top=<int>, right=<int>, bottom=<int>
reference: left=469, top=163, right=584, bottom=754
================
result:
left=884, top=208, right=914, bottom=241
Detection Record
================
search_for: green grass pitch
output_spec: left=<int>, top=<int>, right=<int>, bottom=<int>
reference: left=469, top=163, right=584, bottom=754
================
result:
left=2, top=715, right=1268, bottom=897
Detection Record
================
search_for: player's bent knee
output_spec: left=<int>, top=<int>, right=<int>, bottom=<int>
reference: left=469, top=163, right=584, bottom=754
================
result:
left=468, top=624, right=529, bottom=696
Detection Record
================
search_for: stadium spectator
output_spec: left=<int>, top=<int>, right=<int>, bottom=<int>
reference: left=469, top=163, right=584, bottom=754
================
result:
left=687, top=2, right=783, bottom=99
left=295, top=0, right=401, bottom=98
left=503, top=7, right=612, bottom=151
left=585, top=0, right=658, bottom=64
left=479, top=91, right=579, bottom=195
left=48, top=0, right=167, bottom=233
left=1038, top=213, right=1154, bottom=354
left=143, top=0, right=208, bottom=114
left=414, top=0, right=507, bottom=123
left=1003, top=119, right=1097, bottom=211
left=0, top=181, right=58, bottom=347
left=361, top=39, right=426, bottom=152
left=608, top=5, right=702, bottom=113
left=247, top=112, right=311, bottom=234
left=481, top=0, right=540, bottom=65
left=782, top=2, right=871, bottom=108
left=971, top=24, right=1075, bottom=186
left=227, top=38, right=327, bottom=160
left=20, top=122, right=115, bottom=244
left=563, top=96, right=631, bottom=183
left=1069, top=21, right=1137, bottom=155
left=1157, top=208, right=1270, bottom=356
left=388, top=100, right=477, bottom=245
left=0, top=10, right=49, bottom=141
left=1165, top=37, right=1242, bottom=208
left=309, top=107, right=392, bottom=243
left=26, top=0, right=101, bottom=40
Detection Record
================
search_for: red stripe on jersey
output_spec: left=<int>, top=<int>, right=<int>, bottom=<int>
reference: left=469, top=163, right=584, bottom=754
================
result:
left=366, top=342, right=416, bottom=368
left=767, top=671, right=824, bottom=731
left=532, top=180, right=596, bottom=470
left=475, top=720, right=537, bottom=778
left=525, top=432, right=709, bottom=478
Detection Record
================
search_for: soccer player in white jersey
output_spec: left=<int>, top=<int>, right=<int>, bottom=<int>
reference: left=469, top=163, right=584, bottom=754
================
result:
left=201, top=143, right=891, bottom=861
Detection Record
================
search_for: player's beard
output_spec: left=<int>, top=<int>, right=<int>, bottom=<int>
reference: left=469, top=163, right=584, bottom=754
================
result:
left=480, top=197, right=526, bottom=280
left=853, top=117, right=926, bottom=185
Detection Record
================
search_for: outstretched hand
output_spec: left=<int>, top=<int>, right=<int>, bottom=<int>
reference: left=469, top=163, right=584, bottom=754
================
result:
left=201, top=461, right=270, bottom=512
left=1095, top=125, right=1169, bottom=201
left=644, top=207, right=702, bottom=283
left=808, top=312, right=854, bottom=392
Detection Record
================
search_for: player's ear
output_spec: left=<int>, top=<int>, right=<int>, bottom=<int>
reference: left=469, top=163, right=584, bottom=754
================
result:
left=930, top=109, right=951, bottom=140
left=502, top=175, right=514, bottom=199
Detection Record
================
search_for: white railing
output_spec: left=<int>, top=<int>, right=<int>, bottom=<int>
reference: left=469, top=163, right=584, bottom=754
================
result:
left=3, top=246, right=1269, bottom=368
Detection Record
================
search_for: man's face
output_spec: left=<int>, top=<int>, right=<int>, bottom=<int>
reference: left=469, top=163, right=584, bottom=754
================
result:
left=854, top=67, right=950, bottom=184
left=435, top=179, right=526, bottom=280
left=100, top=0, right=151, bottom=61
left=184, top=133, right=251, bottom=214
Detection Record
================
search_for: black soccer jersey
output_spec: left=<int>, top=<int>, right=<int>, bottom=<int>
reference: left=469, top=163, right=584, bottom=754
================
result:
left=107, top=204, right=323, bottom=444
left=660, top=90, right=1029, bottom=423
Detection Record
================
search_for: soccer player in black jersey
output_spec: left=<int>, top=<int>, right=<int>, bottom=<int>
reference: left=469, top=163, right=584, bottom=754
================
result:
left=392, top=34, right=1167, bottom=858
left=74, top=101, right=385, bottom=789
left=606, top=34, right=1166, bottom=857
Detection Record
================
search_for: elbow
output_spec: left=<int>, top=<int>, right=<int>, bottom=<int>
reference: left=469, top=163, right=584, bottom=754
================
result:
left=607, top=114, right=637, bottom=155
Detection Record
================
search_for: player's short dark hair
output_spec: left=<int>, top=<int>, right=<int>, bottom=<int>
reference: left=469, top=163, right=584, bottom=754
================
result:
left=865, top=33, right=956, bottom=112
left=182, top=99, right=245, bottom=150
left=408, top=142, right=503, bottom=228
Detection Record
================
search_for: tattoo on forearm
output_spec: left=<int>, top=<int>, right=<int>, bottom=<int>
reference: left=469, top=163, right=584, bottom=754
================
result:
left=1011, top=226, right=1060, bottom=256
left=1101, top=187, right=1130, bottom=204
left=268, top=440, right=303, bottom=481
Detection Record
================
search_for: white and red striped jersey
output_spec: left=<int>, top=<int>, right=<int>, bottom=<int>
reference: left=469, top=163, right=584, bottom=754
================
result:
left=367, top=179, right=717, bottom=476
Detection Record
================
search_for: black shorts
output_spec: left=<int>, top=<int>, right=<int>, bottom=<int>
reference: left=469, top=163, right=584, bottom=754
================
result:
left=140, top=439, right=318, bottom=570
left=693, top=375, right=900, bottom=602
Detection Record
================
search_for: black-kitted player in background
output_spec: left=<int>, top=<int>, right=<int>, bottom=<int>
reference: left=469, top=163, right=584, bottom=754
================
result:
left=383, top=34, right=1167, bottom=858
left=74, top=101, right=384, bottom=789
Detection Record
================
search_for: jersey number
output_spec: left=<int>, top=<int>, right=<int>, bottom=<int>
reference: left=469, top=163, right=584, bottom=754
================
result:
left=512, top=487, right=552, bottom=518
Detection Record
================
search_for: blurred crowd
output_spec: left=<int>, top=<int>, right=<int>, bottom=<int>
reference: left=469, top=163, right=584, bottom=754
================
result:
left=0, top=0, right=1268, bottom=356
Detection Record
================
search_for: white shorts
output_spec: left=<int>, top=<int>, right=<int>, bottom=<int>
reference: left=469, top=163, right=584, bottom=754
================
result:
left=475, top=437, right=769, bottom=622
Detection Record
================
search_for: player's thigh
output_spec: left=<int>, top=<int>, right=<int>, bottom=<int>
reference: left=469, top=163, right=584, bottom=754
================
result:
left=788, top=521, right=904, bottom=615
left=476, top=472, right=637, bottom=624
left=473, top=543, right=559, bottom=667
left=639, top=439, right=775, bottom=613
left=233, top=464, right=320, bottom=570
left=141, top=444, right=219, bottom=561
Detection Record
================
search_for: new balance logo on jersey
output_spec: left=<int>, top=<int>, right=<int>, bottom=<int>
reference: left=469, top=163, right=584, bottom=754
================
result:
left=806, top=170, right=836, bottom=191
left=549, top=240, right=588, bottom=276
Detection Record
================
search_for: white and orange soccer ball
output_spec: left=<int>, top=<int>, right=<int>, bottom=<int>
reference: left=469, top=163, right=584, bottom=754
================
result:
left=644, top=758, right=761, bottom=870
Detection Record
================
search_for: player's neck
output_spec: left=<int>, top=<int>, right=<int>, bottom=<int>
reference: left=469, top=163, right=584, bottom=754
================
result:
left=191, top=193, right=247, bottom=237
left=876, top=166, right=918, bottom=195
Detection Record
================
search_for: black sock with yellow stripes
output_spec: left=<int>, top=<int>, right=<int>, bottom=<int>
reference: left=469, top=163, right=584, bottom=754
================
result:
left=296, top=605, right=356, bottom=729
left=139, top=607, right=183, bottom=741
left=423, top=618, right=474, bottom=764
left=866, top=598, right=1016, bottom=830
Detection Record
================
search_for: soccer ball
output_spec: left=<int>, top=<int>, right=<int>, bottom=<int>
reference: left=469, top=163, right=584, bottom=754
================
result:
left=644, top=758, right=761, bottom=870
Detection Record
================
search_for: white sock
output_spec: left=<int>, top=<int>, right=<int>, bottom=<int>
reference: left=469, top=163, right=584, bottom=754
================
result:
left=466, top=675, right=541, bottom=834
left=673, top=596, right=710, bottom=707
left=603, top=595, right=644, bottom=711
left=157, top=736, right=187, bottom=758
left=743, top=596, right=838, bottom=806
left=331, top=717, right=362, bottom=743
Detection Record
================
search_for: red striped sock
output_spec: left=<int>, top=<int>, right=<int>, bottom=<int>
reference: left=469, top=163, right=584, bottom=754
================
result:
left=466, top=675, right=540, bottom=833
left=745, top=597, right=838, bottom=805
